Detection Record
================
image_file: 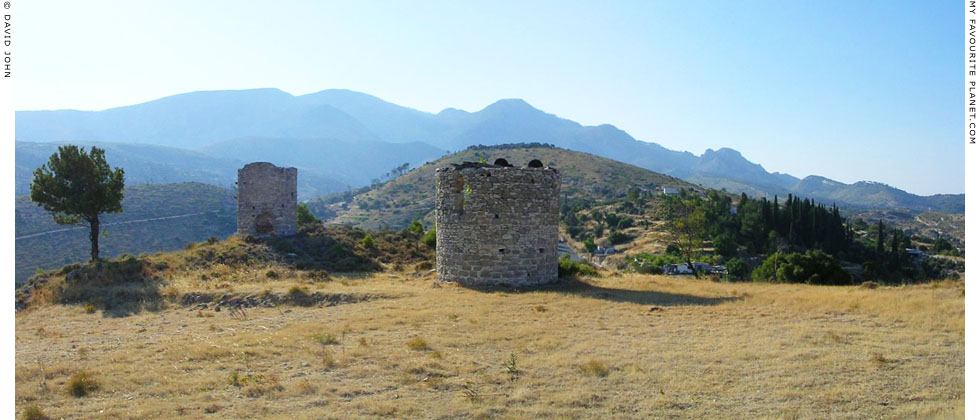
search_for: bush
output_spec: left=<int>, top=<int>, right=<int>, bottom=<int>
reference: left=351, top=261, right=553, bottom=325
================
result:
left=724, top=257, right=748, bottom=280
left=422, top=229, right=437, bottom=248
left=287, top=285, right=308, bottom=297
left=608, top=230, right=632, bottom=245
left=406, top=337, right=429, bottom=351
left=22, top=405, right=47, bottom=420
left=67, top=371, right=99, bottom=397
left=558, top=255, right=599, bottom=277
left=297, top=203, right=320, bottom=227
left=752, top=250, right=852, bottom=285
left=313, top=333, right=339, bottom=345
left=579, top=359, right=611, bottom=377
left=712, top=233, right=738, bottom=258
left=583, top=237, right=597, bottom=253
left=361, top=234, right=376, bottom=249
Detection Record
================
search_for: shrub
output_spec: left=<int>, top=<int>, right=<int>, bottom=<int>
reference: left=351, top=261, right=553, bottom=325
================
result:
left=583, top=237, right=597, bottom=253
left=22, top=405, right=47, bottom=420
left=752, top=250, right=852, bottom=285
left=297, top=203, right=319, bottom=226
left=558, top=255, right=599, bottom=277
left=265, top=270, right=280, bottom=279
left=406, top=337, right=429, bottom=351
left=287, top=285, right=308, bottom=297
left=313, top=333, right=339, bottom=345
left=579, top=359, right=610, bottom=377
left=616, top=218, right=634, bottom=229
left=504, top=353, right=519, bottom=378
left=407, top=219, right=424, bottom=236
left=322, top=353, right=337, bottom=369
left=67, top=371, right=99, bottom=397
left=608, top=230, right=631, bottom=245
left=361, top=234, right=376, bottom=249
left=422, top=229, right=437, bottom=248
left=724, top=257, right=748, bottom=280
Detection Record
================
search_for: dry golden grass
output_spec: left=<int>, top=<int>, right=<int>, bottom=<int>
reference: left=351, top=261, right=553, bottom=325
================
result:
left=15, top=273, right=963, bottom=419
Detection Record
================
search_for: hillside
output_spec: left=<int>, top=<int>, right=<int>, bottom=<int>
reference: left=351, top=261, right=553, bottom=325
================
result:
left=15, top=183, right=237, bottom=285
left=16, top=141, right=348, bottom=200
left=307, top=145, right=701, bottom=230
left=848, top=209, right=965, bottom=246
left=16, top=88, right=962, bottom=213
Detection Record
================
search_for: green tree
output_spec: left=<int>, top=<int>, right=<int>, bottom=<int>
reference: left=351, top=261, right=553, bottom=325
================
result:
left=932, top=237, right=953, bottom=254
left=724, top=257, right=748, bottom=280
left=408, top=219, right=424, bottom=236
left=297, top=203, right=319, bottom=226
left=30, top=145, right=125, bottom=262
left=876, top=220, right=885, bottom=255
left=667, top=198, right=708, bottom=278
left=583, top=237, right=597, bottom=253
left=752, top=250, right=852, bottom=285
left=712, top=233, right=738, bottom=258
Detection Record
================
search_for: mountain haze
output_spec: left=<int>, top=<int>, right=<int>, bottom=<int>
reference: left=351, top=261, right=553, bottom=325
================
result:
left=15, top=141, right=348, bottom=200
left=15, top=88, right=963, bottom=213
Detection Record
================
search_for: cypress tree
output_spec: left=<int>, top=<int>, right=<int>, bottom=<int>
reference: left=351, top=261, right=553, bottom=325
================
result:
left=876, top=220, right=885, bottom=255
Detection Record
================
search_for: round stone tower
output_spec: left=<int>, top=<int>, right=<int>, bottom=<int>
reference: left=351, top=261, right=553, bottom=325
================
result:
left=237, top=162, right=298, bottom=236
left=435, top=159, right=560, bottom=287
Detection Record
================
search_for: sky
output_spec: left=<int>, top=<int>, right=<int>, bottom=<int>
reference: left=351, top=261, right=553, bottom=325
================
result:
left=14, top=0, right=964, bottom=195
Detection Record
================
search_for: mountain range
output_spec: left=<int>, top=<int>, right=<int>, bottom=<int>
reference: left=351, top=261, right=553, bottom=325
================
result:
left=15, top=88, right=964, bottom=213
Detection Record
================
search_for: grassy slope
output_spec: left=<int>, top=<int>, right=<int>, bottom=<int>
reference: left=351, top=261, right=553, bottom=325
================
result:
left=308, top=146, right=699, bottom=231
left=15, top=183, right=237, bottom=285
left=15, top=266, right=963, bottom=419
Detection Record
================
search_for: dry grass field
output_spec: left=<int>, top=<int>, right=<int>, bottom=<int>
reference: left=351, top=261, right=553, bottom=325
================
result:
left=15, top=272, right=964, bottom=419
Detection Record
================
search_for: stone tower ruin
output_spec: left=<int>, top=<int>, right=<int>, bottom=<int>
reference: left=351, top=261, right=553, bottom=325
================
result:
left=237, top=162, right=298, bottom=236
left=435, top=159, right=560, bottom=287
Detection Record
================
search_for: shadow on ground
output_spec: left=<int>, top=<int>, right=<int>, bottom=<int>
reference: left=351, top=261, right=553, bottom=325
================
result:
left=18, top=257, right=171, bottom=318
left=555, top=277, right=739, bottom=306
left=459, top=276, right=740, bottom=307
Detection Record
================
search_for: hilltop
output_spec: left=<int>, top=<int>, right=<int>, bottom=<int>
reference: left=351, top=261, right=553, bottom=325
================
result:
left=306, top=144, right=701, bottom=230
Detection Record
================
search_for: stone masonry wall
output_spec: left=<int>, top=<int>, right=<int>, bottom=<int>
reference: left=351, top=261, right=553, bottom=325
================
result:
left=435, top=161, right=560, bottom=287
left=237, top=162, right=298, bottom=236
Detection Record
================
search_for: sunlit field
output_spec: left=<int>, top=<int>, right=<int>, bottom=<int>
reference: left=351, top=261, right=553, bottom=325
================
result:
left=15, top=270, right=963, bottom=419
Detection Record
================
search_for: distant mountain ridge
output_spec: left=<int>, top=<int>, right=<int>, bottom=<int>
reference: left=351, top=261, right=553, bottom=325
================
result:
left=15, top=88, right=964, bottom=213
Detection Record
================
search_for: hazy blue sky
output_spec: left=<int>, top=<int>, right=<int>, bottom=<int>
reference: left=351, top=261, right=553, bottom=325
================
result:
left=17, top=1, right=963, bottom=195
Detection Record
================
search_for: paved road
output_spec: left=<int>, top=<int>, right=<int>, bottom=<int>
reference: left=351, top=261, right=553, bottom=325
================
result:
left=15, top=211, right=218, bottom=240
left=558, top=241, right=583, bottom=262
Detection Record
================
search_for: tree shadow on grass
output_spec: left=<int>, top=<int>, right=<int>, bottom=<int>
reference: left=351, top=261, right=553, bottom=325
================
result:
left=551, top=277, right=739, bottom=306
left=459, top=276, right=740, bottom=307
left=53, top=257, right=171, bottom=318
